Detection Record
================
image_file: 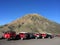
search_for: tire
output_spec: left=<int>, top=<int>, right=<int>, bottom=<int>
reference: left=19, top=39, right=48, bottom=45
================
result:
left=15, top=35, right=20, bottom=40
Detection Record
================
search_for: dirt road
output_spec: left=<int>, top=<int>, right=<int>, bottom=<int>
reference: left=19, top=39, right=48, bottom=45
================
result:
left=0, top=37, right=60, bottom=45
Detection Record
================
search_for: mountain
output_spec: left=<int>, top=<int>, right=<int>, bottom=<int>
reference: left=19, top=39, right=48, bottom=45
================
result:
left=0, top=14, right=60, bottom=34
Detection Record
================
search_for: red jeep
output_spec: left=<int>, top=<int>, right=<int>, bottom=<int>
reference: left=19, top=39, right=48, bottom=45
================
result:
left=34, top=33, right=40, bottom=39
left=41, top=33, right=47, bottom=39
left=18, top=32, right=30, bottom=40
left=41, top=33, right=54, bottom=39
left=3, top=31, right=16, bottom=40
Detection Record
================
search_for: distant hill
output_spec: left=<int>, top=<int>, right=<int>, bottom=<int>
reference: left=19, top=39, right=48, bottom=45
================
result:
left=0, top=14, right=60, bottom=34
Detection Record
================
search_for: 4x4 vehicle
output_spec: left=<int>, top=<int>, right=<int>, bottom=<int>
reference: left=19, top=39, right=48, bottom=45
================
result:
left=2, top=31, right=16, bottom=40
left=18, top=32, right=30, bottom=40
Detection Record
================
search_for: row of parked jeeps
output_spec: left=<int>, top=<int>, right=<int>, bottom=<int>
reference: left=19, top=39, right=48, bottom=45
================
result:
left=0, top=31, right=54, bottom=40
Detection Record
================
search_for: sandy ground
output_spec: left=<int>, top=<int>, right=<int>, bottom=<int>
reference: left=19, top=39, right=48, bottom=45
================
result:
left=0, top=37, right=60, bottom=45
left=0, top=32, right=3, bottom=38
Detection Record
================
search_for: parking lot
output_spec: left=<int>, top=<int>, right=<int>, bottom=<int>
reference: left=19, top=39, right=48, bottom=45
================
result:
left=0, top=37, right=60, bottom=45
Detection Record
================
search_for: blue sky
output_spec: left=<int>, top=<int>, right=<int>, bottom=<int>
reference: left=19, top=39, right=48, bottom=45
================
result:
left=0, top=0, right=60, bottom=25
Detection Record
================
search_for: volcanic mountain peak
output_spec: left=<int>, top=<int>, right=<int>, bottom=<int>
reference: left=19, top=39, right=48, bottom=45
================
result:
left=0, top=14, right=60, bottom=34
left=9, top=14, right=43, bottom=24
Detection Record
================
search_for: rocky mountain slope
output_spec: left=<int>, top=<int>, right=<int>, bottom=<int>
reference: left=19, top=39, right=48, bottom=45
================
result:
left=0, top=14, right=60, bottom=34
